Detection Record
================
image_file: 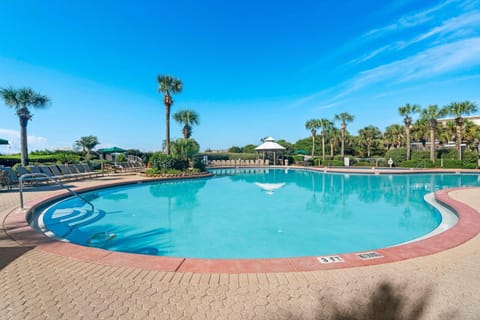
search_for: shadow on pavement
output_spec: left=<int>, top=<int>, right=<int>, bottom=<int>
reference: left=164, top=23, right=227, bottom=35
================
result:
left=0, top=246, right=33, bottom=270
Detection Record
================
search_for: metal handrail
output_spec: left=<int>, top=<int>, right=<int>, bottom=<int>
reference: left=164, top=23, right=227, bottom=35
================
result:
left=19, top=173, right=95, bottom=212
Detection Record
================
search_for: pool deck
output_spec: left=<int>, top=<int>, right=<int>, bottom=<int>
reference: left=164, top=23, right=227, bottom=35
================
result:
left=1, top=171, right=480, bottom=319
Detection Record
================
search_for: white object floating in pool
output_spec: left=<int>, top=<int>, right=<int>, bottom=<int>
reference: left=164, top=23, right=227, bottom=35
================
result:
left=255, top=182, right=286, bottom=195
left=86, top=232, right=116, bottom=245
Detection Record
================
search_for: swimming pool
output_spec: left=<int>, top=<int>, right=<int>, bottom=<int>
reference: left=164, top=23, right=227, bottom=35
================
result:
left=32, top=168, right=480, bottom=259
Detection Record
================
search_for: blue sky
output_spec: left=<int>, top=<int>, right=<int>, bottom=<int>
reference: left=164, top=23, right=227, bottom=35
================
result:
left=0, top=0, right=479, bottom=153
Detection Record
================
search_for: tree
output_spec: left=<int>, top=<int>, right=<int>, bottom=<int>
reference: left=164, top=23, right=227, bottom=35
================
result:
left=398, top=103, right=420, bottom=160
left=358, top=125, right=382, bottom=158
left=0, top=87, right=50, bottom=166
left=420, top=105, right=447, bottom=162
left=444, top=101, right=478, bottom=160
left=157, top=75, right=183, bottom=154
left=74, top=135, right=100, bottom=160
left=384, top=124, right=404, bottom=149
left=328, top=126, right=341, bottom=158
left=319, top=119, right=332, bottom=161
left=334, top=112, right=354, bottom=158
left=173, top=109, right=199, bottom=139
left=171, top=138, right=200, bottom=164
left=305, top=119, right=320, bottom=157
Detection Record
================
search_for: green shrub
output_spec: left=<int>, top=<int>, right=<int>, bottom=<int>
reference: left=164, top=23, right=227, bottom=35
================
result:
left=462, top=163, right=478, bottom=169
left=193, top=159, right=206, bottom=172
left=399, top=160, right=434, bottom=168
left=462, top=150, right=478, bottom=164
left=0, top=157, right=21, bottom=167
left=145, top=168, right=160, bottom=176
left=116, top=153, right=127, bottom=162
left=149, top=153, right=176, bottom=170
left=56, top=153, right=80, bottom=164
left=411, top=150, right=430, bottom=160
left=385, top=148, right=407, bottom=165
left=440, top=159, right=463, bottom=168
left=292, top=155, right=304, bottom=164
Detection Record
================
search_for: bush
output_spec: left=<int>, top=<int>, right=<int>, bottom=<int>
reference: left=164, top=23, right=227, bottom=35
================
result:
left=148, top=152, right=189, bottom=171
left=439, top=159, right=463, bottom=168
left=0, top=157, right=21, bottom=167
left=56, top=153, right=80, bottom=164
left=399, top=160, right=434, bottom=168
left=411, top=150, right=430, bottom=160
left=385, top=148, right=407, bottom=165
left=292, top=155, right=304, bottom=164
left=193, top=159, right=206, bottom=172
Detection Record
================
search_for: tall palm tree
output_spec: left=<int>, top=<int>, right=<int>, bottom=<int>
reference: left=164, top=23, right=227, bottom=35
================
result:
left=334, top=112, right=354, bottom=158
left=444, top=101, right=478, bottom=160
left=157, top=75, right=183, bottom=154
left=0, top=87, right=50, bottom=166
left=384, top=124, right=404, bottom=149
left=358, top=125, right=382, bottom=158
left=328, top=126, right=340, bottom=158
left=398, top=103, right=420, bottom=160
left=173, top=109, right=199, bottom=139
left=319, top=119, right=332, bottom=161
left=420, top=105, right=447, bottom=162
left=75, top=135, right=100, bottom=160
left=305, top=119, right=321, bottom=157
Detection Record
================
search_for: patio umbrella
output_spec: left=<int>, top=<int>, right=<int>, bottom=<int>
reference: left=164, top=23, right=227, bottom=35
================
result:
left=294, top=149, right=307, bottom=155
left=0, top=138, right=9, bottom=145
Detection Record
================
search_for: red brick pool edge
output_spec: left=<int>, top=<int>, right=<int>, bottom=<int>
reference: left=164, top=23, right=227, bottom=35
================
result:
left=4, top=186, right=480, bottom=273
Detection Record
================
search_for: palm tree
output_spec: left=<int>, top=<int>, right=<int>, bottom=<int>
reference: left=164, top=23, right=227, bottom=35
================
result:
left=0, top=87, right=50, bottom=166
left=157, top=75, right=183, bottom=154
left=358, top=125, right=382, bottom=158
left=444, top=101, right=478, bottom=160
left=398, top=103, right=420, bottom=160
left=420, top=105, right=447, bottom=162
left=173, top=109, right=199, bottom=139
left=171, top=138, right=200, bottom=166
left=75, top=135, right=100, bottom=160
left=334, top=112, right=354, bottom=158
left=328, top=126, right=340, bottom=158
left=319, top=119, right=332, bottom=161
left=305, top=119, right=321, bottom=157
left=384, top=124, right=404, bottom=149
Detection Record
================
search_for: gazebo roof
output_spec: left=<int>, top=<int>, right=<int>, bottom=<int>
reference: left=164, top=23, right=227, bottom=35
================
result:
left=255, top=137, right=286, bottom=152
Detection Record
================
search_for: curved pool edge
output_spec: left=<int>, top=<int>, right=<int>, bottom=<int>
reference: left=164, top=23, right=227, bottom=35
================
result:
left=4, top=178, right=480, bottom=273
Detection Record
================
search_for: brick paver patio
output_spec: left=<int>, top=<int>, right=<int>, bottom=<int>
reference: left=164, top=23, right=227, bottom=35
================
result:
left=1, top=174, right=480, bottom=319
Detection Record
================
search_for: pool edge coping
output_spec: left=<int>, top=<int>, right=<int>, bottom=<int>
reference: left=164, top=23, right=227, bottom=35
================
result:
left=4, top=173, right=480, bottom=273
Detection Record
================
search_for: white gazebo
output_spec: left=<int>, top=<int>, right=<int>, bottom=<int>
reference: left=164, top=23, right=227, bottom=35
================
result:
left=255, top=137, right=286, bottom=165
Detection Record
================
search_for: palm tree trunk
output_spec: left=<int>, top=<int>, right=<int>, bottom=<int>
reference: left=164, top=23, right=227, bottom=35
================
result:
left=430, top=127, right=435, bottom=162
left=330, top=139, right=334, bottom=158
left=165, top=104, right=171, bottom=154
left=406, top=125, right=411, bottom=160
left=311, top=133, right=316, bottom=157
left=19, top=117, right=29, bottom=166
left=322, top=133, right=326, bottom=161
left=456, top=118, right=462, bottom=160
left=341, top=126, right=345, bottom=157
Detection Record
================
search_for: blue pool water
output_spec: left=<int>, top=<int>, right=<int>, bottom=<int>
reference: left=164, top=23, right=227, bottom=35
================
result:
left=34, top=168, right=480, bottom=258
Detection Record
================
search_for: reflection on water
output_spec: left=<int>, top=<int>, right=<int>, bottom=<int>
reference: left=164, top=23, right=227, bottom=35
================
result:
left=37, top=169, right=480, bottom=259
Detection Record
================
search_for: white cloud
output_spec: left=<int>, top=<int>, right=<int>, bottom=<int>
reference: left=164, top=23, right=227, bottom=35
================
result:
left=336, top=37, right=480, bottom=100
left=0, top=128, right=50, bottom=154
left=362, top=0, right=457, bottom=39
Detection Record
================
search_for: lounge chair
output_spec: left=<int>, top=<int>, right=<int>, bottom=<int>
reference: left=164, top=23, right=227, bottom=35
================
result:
left=15, top=166, right=47, bottom=185
left=50, top=165, right=78, bottom=181
left=0, top=167, right=19, bottom=189
left=80, top=164, right=103, bottom=178
left=68, top=164, right=95, bottom=179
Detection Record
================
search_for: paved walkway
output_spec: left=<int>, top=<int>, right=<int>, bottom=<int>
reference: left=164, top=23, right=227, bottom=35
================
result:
left=1, top=175, right=480, bottom=319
